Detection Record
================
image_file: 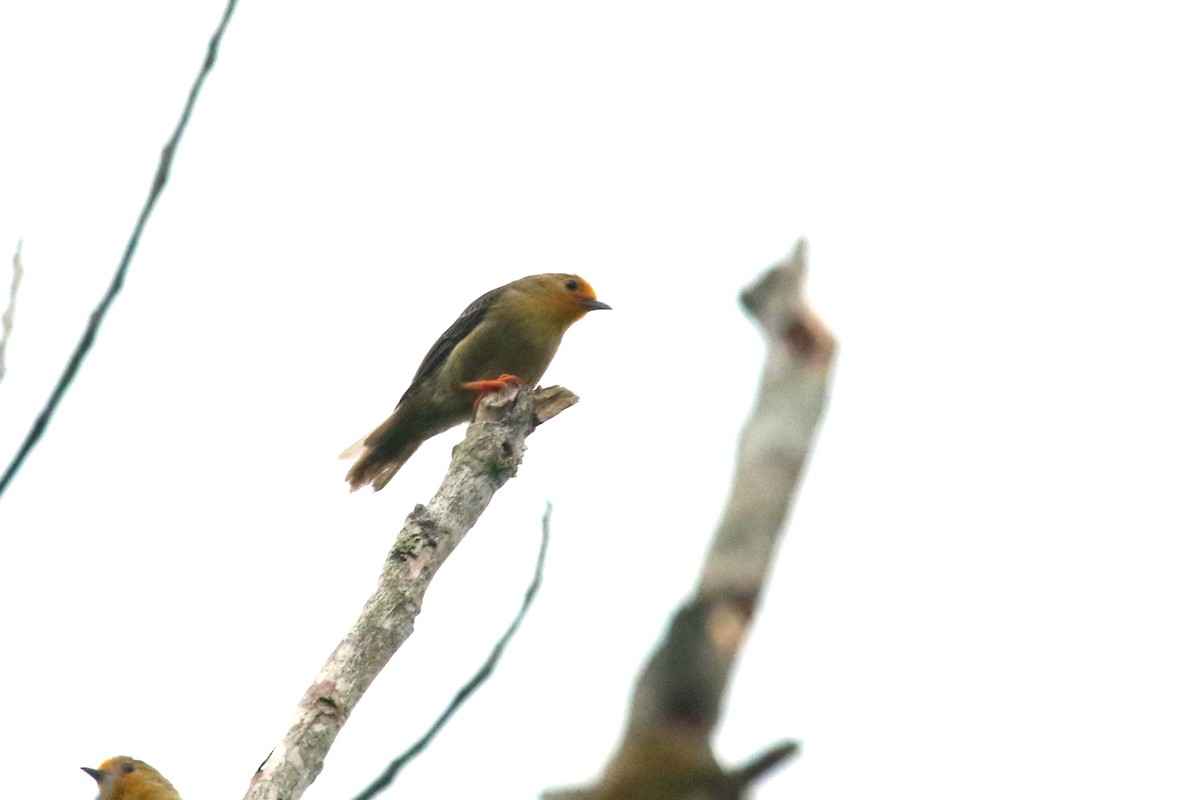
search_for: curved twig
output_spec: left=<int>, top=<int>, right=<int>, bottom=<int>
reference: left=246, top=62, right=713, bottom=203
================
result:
left=0, top=0, right=240, bottom=499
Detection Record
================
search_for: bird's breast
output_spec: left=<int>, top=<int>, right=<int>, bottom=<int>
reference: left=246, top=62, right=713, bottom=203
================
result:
left=448, top=315, right=566, bottom=387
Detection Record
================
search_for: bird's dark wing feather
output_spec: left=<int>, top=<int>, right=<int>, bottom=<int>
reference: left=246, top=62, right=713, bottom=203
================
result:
left=396, top=285, right=505, bottom=407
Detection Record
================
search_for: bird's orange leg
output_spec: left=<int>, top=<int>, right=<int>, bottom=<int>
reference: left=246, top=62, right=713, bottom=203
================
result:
left=462, top=373, right=524, bottom=410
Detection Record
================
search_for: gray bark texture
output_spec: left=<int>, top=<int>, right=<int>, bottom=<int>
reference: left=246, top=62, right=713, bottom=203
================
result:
left=546, top=239, right=836, bottom=800
left=242, top=384, right=577, bottom=800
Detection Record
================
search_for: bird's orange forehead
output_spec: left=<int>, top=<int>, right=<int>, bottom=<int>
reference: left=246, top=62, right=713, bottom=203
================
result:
left=520, top=272, right=605, bottom=322
left=572, top=275, right=598, bottom=300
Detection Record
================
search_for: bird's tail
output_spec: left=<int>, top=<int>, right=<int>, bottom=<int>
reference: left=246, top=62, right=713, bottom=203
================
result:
left=341, top=412, right=423, bottom=492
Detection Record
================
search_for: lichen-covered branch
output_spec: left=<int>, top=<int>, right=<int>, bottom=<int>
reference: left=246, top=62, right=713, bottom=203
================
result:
left=546, top=239, right=835, bottom=800
left=351, top=503, right=554, bottom=800
left=244, top=384, right=577, bottom=800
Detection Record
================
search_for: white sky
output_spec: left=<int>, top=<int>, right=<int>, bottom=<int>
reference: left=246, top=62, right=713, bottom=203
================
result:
left=1, top=2, right=1198, bottom=799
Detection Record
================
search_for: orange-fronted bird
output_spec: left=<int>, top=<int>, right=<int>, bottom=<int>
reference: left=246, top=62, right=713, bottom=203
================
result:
left=343, top=273, right=610, bottom=491
left=82, top=757, right=181, bottom=800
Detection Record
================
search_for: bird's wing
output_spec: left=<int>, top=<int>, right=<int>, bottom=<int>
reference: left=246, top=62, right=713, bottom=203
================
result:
left=396, top=285, right=506, bottom=407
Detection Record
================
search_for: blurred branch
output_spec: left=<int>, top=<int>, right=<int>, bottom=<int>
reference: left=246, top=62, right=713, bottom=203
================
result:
left=351, top=502, right=554, bottom=800
left=0, top=0, right=239, bottom=500
left=546, top=239, right=835, bottom=800
left=698, top=238, right=836, bottom=603
left=0, top=241, right=24, bottom=385
left=245, top=385, right=577, bottom=800
left=730, top=740, right=799, bottom=787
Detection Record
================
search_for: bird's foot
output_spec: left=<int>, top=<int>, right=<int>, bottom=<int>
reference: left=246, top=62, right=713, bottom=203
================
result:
left=462, top=374, right=524, bottom=410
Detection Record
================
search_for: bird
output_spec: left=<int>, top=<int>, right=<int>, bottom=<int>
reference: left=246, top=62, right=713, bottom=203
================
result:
left=82, top=757, right=181, bottom=800
left=343, top=272, right=610, bottom=491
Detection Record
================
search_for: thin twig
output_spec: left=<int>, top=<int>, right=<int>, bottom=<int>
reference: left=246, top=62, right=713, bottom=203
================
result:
left=0, top=241, right=24, bottom=385
left=0, top=0, right=240, bottom=499
left=352, top=503, right=554, bottom=800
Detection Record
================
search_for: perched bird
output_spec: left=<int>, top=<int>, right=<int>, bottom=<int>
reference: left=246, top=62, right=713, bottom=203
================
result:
left=343, top=273, right=610, bottom=491
left=82, top=757, right=181, bottom=800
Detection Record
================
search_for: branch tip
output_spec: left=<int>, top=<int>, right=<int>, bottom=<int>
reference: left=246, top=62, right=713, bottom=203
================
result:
left=533, top=385, right=580, bottom=424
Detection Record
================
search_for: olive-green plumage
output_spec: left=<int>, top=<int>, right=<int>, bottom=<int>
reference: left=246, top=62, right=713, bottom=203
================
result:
left=343, top=273, right=610, bottom=491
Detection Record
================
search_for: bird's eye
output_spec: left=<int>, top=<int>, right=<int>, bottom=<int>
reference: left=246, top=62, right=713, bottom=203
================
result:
left=122, top=764, right=136, bottom=774
left=565, top=279, right=579, bottom=292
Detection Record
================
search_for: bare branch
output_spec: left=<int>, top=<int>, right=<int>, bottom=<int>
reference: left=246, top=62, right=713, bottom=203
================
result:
left=546, top=239, right=836, bottom=799
left=0, top=241, right=24, bottom=385
left=351, top=502, right=554, bottom=800
left=699, top=238, right=836, bottom=604
left=246, top=385, right=574, bottom=800
left=0, top=0, right=240, bottom=500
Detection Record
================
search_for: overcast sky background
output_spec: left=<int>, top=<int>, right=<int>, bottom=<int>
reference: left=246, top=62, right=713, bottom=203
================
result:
left=2, top=2, right=1198, bottom=799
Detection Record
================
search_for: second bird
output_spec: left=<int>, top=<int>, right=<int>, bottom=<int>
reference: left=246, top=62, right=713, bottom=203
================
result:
left=343, top=273, right=610, bottom=491
left=83, top=757, right=181, bottom=800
